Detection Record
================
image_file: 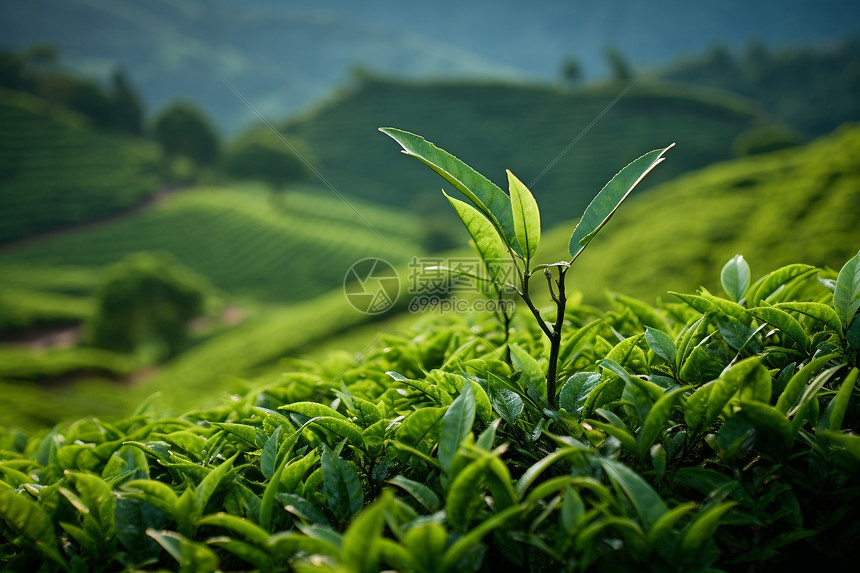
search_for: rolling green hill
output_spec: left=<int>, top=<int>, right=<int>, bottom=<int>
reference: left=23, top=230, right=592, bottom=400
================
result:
left=280, top=78, right=763, bottom=228
left=0, top=185, right=422, bottom=310
left=534, top=122, right=860, bottom=304
left=0, top=89, right=162, bottom=244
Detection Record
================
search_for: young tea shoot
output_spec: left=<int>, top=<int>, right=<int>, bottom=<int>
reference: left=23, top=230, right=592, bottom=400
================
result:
left=380, top=127, right=674, bottom=407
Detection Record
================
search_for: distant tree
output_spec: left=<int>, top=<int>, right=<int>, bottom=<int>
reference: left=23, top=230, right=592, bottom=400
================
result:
left=560, top=56, right=583, bottom=88
left=109, top=69, right=144, bottom=134
left=224, top=132, right=310, bottom=190
left=37, top=72, right=113, bottom=127
left=152, top=101, right=220, bottom=166
left=86, top=252, right=212, bottom=359
left=0, top=50, right=34, bottom=93
left=605, top=46, right=633, bottom=82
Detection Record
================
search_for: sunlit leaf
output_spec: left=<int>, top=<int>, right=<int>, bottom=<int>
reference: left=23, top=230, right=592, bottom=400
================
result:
left=507, top=169, right=540, bottom=259
left=721, top=255, right=750, bottom=303
left=438, top=384, right=476, bottom=477
left=834, top=249, right=860, bottom=328
left=569, top=143, right=673, bottom=259
left=380, top=127, right=518, bottom=251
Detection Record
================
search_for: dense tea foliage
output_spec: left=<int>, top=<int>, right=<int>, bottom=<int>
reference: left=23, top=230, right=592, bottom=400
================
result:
left=1, top=246, right=858, bottom=571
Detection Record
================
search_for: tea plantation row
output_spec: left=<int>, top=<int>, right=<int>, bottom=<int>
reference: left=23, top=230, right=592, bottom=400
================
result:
left=0, top=90, right=163, bottom=244
left=0, top=186, right=422, bottom=329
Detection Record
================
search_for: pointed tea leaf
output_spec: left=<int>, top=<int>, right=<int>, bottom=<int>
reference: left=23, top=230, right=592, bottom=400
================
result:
left=569, top=144, right=673, bottom=259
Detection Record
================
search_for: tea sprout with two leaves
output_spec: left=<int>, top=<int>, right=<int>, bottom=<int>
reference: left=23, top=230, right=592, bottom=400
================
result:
left=381, top=128, right=673, bottom=408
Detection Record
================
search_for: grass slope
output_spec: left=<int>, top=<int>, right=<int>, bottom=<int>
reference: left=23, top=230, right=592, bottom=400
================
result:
left=0, top=89, right=162, bottom=244
left=536, top=122, right=860, bottom=304
left=281, top=77, right=762, bottom=227
left=0, top=185, right=422, bottom=307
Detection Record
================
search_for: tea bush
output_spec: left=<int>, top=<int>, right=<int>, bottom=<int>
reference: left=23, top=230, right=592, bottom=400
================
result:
left=0, top=249, right=858, bottom=571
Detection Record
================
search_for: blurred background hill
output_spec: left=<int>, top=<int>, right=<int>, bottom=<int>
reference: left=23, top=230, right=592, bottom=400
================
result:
left=0, top=0, right=859, bottom=429
left=2, top=0, right=859, bottom=133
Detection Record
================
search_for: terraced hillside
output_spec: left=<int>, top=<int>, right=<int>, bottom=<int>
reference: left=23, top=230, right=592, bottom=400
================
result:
left=0, top=186, right=422, bottom=307
left=281, top=78, right=763, bottom=225
left=535, top=122, right=860, bottom=304
left=0, top=89, right=162, bottom=244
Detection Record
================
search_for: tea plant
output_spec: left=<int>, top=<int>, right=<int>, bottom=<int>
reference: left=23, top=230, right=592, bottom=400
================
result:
left=380, top=127, right=673, bottom=408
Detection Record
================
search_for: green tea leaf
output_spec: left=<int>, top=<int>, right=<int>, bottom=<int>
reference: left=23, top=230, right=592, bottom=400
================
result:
left=599, top=459, right=668, bottom=530
left=558, top=372, right=601, bottom=413
left=588, top=419, right=638, bottom=454
left=599, top=358, right=664, bottom=403
left=441, top=503, right=527, bottom=570
left=775, top=353, right=838, bottom=414
left=122, top=479, right=179, bottom=519
left=321, top=448, right=363, bottom=520
left=341, top=491, right=390, bottom=573
left=749, top=264, right=817, bottom=306
left=834, top=249, right=860, bottom=328
left=748, top=306, right=809, bottom=351
left=774, top=302, right=843, bottom=333
left=721, top=255, right=750, bottom=303
left=210, top=423, right=258, bottom=448
left=403, top=521, right=447, bottom=571
left=277, top=493, right=330, bottom=525
left=510, top=343, right=545, bottom=399
left=680, top=502, right=737, bottom=553
left=569, top=143, right=673, bottom=259
left=348, top=397, right=383, bottom=428
left=507, top=169, right=540, bottom=259
left=380, top=127, right=518, bottom=251
left=395, top=406, right=447, bottom=454
left=608, top=291, right=670, bottom=331
left=261, top=426, right=281, bottom=480
left=647, top=501, right=696, bottom=544
left=445, top=191, right=512, bottom=285
left=645, top=327, right=677, bottom=366
left=64, top=471, right=116, bottom=540
left=102, top=444, right=149, bottom=484
left=207, top=537, right=273, bottom=570
left=818, top=368, right=858, bottom=432
left=197, top=512, right=270, bottom=545
left=195, top=453, right=237, bottom=522
left=279, top=402, right=348, bottom=421
left=685, top=374, right=741, bottom=435
left=475, top=418, right=501, bottom=450
left=438, top=384, right=476, bottom=477
left=260, top=426, right=307, bottom=530
left=0, top=490, right=68, bottom=570
left=147, top=528, right=218, bottom=571
left=671, top=291, right=750, bottom=325
left=487, top=372, right=524, bottom=425
left=560, top=486, right=586, bottom=534
left=732, top=355, right=773, bottom=404
left=446, top=455, right=493, bottom=531
left=559, top=318, right=603, bottom=366
left=737, top=401, right=793, bottom=450
left=638, top=387, right=686, bottom=457
left=386, top=475, right=441, bottom=513
left=515, top=446, right=587, bottom=499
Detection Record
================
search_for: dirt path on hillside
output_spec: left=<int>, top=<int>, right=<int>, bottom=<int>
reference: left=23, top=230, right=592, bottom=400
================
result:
left=0, top=184, right=185, bottom=254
